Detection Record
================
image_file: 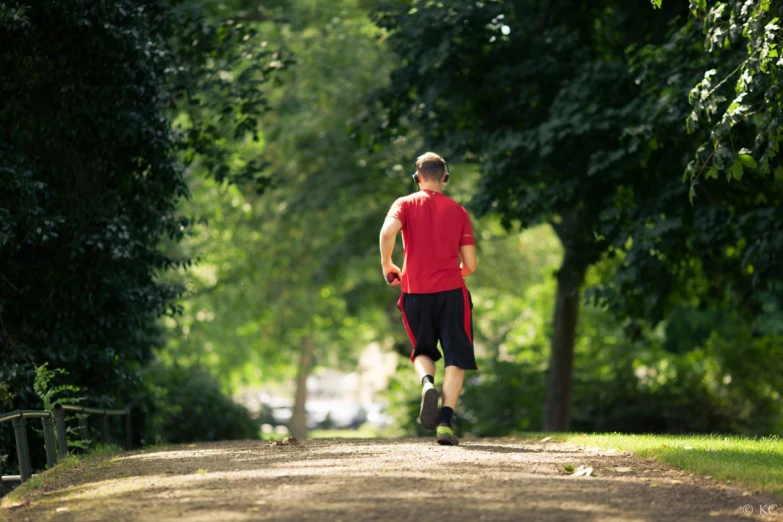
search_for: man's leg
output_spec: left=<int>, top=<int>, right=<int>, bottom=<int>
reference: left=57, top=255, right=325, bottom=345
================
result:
left=436, top=288, right=475, bottom=446
left=435, top=365, right=464, bottom=445
left=441, top=365, right=464, bottom=411
left=401, top=291, right=440, bottom=431
left=413, top=354, right=436, bottom=382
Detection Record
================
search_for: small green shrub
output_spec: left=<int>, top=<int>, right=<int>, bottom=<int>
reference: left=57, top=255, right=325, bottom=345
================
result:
left=139, top=362, right=259, bottom=444
left=33, top=364, right=89, bottom=452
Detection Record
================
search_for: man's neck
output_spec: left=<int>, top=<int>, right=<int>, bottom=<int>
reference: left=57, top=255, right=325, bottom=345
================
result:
left=419, top=181, right=445, bottom=194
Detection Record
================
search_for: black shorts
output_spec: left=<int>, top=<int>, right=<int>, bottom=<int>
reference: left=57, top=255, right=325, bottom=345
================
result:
left=397, top=287, right=477, bottom=370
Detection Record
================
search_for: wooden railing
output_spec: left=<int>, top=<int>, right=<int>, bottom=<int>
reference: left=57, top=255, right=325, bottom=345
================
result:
left=0, top=404, right=131, bottom=484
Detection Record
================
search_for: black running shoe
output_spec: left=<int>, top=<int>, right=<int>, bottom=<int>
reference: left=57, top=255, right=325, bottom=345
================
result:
left=418, top=382, right=439, bottom=431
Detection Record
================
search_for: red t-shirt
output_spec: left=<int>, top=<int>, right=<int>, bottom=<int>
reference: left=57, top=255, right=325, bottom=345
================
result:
left=387, top=190, right=476, bottom=294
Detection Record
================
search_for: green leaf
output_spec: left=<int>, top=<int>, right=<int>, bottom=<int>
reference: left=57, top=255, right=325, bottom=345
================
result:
left=651, top=0, right=662, bottom=8
left=737, top=149, right=758, bottom=169
left=730, top=159, right=744, bottom=180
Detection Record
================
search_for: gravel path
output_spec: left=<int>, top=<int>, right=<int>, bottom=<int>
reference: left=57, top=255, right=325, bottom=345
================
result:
left=1, top=438, right=778, bottom=522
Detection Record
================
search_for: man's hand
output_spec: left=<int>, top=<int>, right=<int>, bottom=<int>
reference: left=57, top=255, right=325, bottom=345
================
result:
left=383, top=263, right=402, bottom=286
left=380, top=216, right=403, bottom=286
left=459, top=245, right=477, bottom=278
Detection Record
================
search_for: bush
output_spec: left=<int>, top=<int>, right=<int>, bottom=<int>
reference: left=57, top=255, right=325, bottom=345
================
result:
left=460, top=361, right=547, bottom=436
left=138, top=363, right=259, bottom=444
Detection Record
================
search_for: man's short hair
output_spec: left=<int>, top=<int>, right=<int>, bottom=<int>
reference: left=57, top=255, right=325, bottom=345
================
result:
left=416, top=152, right=446, bottom=181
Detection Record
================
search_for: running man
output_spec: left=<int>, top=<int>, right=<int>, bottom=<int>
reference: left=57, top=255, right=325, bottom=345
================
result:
left=379, top=152, right=478, bottom=446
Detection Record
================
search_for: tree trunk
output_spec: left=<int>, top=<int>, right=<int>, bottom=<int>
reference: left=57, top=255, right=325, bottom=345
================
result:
left=291, top=335, right=314, bottom=439
left=543, top=252, right=586, bottom=432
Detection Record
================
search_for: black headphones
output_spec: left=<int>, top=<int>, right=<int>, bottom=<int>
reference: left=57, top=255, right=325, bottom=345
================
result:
left=411, top=158, right=450, bottom=184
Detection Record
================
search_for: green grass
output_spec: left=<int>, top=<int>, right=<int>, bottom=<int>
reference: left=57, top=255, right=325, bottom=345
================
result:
left=1, top=455, right=81, bottom=506
left=303, top=428, right=783, bottom=499
left=87, top=444, right=122, bottom=459
left=1, top=444, right=122, bottom=507
left=546, top=433, right=783, bottom=499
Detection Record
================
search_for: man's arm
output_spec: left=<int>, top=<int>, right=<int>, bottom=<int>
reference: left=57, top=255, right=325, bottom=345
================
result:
left=379, top=216, right=403, bottom=285
left=459, top=244, right=477, bottom=278
left=458, top=207, right=477, bottom=278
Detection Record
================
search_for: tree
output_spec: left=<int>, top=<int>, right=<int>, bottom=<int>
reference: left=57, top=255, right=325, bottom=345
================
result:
left=371, top=0, right=688, bottom=430
left=655, top=0, right=783, bottom=184
left=0, top=0, right=189, bottom=458
left=168, top=0, right=292, bottom=192
left=590, top=1, right=783, bottom=322
left=0, top=0, right=286, bottom=466
left=161, top=0, right=415, bottom=438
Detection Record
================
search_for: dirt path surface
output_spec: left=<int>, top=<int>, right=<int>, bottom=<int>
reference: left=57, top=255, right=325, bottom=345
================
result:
left=1, top=438, right=778, bottom=522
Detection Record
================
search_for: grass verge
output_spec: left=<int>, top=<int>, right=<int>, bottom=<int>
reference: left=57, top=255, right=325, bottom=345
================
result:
left=0, top=444, right=122, bottom=508
left=546, top=433, right=782, bottom=499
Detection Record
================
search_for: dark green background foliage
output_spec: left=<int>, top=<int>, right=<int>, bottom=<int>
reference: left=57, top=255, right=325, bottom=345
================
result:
left=590, top=1, right=783, bottom=321
left=675, top=0, right=783, bottom=183
left=0, top=0, right=262, bottom=473
left=0, top=0, right=187, bottom=455
left=139, top=363, right=259, bottom=444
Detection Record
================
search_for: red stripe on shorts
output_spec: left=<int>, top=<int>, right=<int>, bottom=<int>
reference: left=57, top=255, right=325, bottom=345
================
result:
left=461, top=285, right=473, bottom=343
left=397, top=293, right=417, bottom=361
